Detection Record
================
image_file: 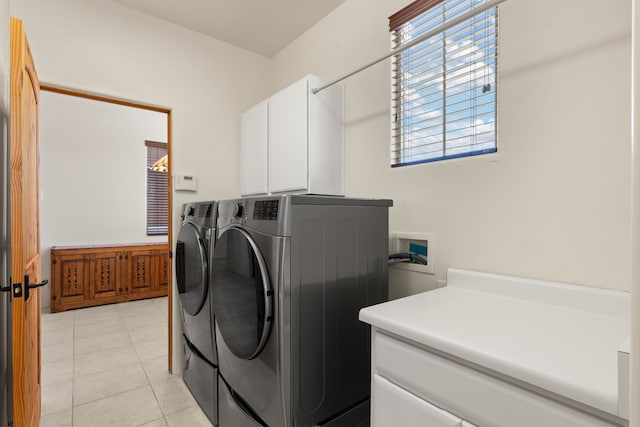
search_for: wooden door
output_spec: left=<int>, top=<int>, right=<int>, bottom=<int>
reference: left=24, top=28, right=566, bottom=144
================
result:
left=10, top=17, right=41, bottom=427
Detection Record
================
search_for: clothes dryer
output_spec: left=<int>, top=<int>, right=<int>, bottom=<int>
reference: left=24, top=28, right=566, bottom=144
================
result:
left=212, top=195, right=392, bottom=427
left=176, top=201, right=219, bottom=425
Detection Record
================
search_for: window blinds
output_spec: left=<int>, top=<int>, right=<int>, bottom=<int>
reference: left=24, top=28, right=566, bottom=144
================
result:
left=145, top=141, right=168, bottom=235
left=390, top=0, right=498, bottom=166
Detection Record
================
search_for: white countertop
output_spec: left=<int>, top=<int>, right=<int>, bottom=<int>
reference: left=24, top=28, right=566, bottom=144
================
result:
left=359, top=269, right=630, bottom=418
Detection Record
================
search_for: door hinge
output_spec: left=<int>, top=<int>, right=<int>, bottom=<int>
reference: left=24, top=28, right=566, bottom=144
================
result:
left=0, top=283, right=12, bottom=301
left=169, top=251, right=173, bottom=260
left=1, top=277, right=20, bottom=300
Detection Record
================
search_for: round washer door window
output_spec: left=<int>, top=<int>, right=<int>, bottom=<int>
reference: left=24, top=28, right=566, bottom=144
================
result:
left=176, top=222, right=208, bottom=316
left=212, top=227, right=272, bottom=360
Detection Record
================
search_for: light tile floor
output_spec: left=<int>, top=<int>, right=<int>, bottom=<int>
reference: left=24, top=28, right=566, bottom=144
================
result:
left=40, top=297, right=213, bottom=427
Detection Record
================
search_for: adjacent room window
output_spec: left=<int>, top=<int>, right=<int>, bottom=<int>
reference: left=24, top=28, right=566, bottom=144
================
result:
left=145, top=141, right=168, bottom=235
left=390, top=0, right=498, bottom=167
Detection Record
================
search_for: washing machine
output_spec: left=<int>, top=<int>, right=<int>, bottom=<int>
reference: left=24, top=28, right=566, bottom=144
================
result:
left=212, top=195, right=392, bottom=427
left=176, top=201, right=219, bottom=425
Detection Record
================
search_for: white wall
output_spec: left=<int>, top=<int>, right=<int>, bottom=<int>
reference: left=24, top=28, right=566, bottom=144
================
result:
left=10, top=0, right=271, bottom=370
left=38, top=90, right=168, bottom=311
left=270, top=0, right=633, bottom=294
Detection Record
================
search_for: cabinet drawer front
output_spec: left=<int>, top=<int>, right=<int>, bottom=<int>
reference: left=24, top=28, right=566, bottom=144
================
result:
left=373, top=375, right=461, bottom=427
left=374, top=331, right=619, bottom=427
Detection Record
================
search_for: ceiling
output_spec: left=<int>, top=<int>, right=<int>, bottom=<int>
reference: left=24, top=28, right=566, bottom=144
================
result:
left=111, top=0, right=347, bottom=58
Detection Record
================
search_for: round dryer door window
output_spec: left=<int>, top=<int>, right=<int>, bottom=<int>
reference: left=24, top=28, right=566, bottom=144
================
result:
left=212, top=227, right=272, bottom=360
left=176, top=222, right=208, bottom=316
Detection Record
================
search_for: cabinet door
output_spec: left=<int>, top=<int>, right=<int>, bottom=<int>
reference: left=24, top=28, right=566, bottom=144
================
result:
left=240, top=101, right=268, bottom=196
left=373, top=375, right=462, bottom=427
left=89, top=252, right=120, bottom=301
left=126, top=249, right=155, bottom=296
left=154, top=249, right=170, bottom=292
left=268, top=77, right=308, bottom=193
left=51, top=253, right=90, bottom=312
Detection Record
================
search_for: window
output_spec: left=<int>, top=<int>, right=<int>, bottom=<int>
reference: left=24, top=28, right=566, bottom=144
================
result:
left=390, top=0, right=498, bottom=167
left=145, top=141, right=168, bottom=235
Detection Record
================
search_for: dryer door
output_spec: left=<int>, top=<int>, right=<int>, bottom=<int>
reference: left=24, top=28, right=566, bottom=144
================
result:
left=212, top=227, right=273, bottom=360
left=176, top=222, right=208, bottom=316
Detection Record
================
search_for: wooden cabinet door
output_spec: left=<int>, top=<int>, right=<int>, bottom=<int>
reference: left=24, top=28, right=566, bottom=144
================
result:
left=154, top=249, right=169, bottom=292
left=10, top=17, right=42, bottom=427
left=89, top=252, right=120, bottom=301
left=51, top=253, right=89, bottom=311
left=240, top=101, right=268, bottom=196
left=268, top=77, right=308, bottom=193
left=126, top=249, right=155, bottom=296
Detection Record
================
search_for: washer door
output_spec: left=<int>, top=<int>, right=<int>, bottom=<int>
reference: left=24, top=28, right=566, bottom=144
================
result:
left=212, top=227, right=272, bottom=360
left=176, top=222, right=208, bottom=316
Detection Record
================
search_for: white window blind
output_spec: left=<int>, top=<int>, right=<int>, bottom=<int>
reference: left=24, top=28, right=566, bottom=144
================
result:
left=390, top=0, right=498, bottom=167
left=145, top=141, right=168, bottom=235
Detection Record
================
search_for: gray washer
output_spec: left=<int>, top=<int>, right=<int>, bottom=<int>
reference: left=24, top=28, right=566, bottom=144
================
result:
left=176, top=201, right=219, bottom=425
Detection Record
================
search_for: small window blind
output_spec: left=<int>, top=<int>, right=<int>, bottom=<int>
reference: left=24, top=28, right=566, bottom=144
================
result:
left=390, top=0, right=498, bottom=167
left=145, top=141, right=168, bottom=235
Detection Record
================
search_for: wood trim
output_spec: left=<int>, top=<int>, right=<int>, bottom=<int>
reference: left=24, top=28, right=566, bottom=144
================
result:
left=167, top=110, right=173, bottom=374
left=40, top=84, right=174, bottom=374
left=39, top=84, right=170, bottom=113
left=389, top=0, right=445, bottom=31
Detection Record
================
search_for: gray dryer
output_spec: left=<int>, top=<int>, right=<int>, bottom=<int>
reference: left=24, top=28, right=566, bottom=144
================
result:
left=212, top=195, right=392, bottom=427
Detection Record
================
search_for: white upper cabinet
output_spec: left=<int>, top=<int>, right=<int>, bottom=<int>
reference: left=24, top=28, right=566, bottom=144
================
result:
left=240, top=101, right=268, bottom=196
left=268, top=78, right=308, bottom=193
left=240, top=74, right=343, bottom=196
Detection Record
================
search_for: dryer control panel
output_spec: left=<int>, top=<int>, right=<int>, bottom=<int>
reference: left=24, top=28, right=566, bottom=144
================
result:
left=253, top=200, right=279, bottom=221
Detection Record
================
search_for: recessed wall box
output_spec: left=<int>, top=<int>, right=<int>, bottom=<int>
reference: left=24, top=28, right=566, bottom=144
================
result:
left=175, top=174, right=198, bottom=192
left=391, top=232, right=435, bottom=274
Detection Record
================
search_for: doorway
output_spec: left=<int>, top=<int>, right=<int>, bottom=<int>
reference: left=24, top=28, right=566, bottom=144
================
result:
left=37, top=85, right=175, bottom=421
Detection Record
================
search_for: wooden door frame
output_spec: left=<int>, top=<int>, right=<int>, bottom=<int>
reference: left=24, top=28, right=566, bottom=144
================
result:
left=38, top=84, right=175, bottom=372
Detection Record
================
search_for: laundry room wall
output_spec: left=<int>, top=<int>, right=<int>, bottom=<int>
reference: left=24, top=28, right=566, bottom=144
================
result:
left=10, top=0, right=271, bottom=368
left=269, top=0, right=633, bottom=295
left=38, top=90, right=168, bottom=311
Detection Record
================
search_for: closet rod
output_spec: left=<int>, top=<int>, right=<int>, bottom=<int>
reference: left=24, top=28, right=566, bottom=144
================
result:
left=311, top=0, right=508, bottom=95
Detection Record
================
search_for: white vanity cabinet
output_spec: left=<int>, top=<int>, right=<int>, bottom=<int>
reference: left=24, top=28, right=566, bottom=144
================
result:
left=240, top=74, right=343, bottom=196
left=373, top=374, right=462, bottom=427
left=361, top=268, right=630, bottom=427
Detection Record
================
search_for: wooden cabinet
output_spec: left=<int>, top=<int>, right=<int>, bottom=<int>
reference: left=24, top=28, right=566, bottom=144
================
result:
left=240, top=74, right=344, bottom=196
left=50, top=243, right=169, bottom=312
